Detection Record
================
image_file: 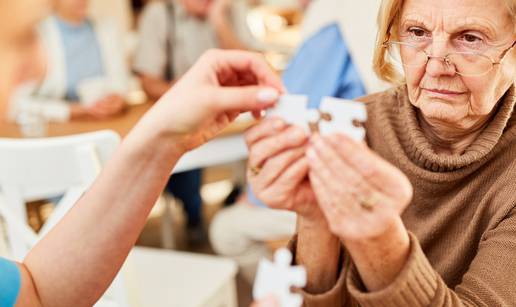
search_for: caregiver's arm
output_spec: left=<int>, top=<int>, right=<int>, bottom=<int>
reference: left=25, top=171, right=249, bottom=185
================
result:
left=13, top=50, right=283, bottom=307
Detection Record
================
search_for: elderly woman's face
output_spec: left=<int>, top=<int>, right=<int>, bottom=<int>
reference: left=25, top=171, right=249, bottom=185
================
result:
left=0, top=0, right=48, bottom=118
left=54, top=0, right=89, bottom=21
left=399, top=0, right=516, bottom=130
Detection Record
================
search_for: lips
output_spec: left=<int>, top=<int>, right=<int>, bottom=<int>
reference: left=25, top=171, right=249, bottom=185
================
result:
left=423, top=88, right=467, bottom=95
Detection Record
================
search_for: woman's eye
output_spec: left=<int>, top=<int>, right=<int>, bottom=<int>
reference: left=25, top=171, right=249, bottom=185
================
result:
left=460, top=33, right=483, bottom=43
left=408, top=27, right=427, bottom=37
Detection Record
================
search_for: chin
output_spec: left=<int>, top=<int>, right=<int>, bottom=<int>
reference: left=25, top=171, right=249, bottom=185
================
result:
left=417, top=98, right=469, bottom=127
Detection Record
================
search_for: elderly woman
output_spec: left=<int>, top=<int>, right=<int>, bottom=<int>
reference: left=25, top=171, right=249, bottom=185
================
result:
left=247, top=0, right=516, bottom=306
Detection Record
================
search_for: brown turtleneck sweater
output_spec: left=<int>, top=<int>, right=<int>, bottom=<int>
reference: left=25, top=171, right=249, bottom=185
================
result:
left=293, top=85, right=516, bottom=306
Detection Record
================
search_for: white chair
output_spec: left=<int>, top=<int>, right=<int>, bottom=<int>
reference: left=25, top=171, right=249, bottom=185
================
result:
left=0, top=131, right=240, bottom=307
left=0, top=130, right=129, bottom=307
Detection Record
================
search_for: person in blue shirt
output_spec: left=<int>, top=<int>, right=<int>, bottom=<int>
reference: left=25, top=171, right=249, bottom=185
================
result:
left=0, top=1, right=283, bottom=306
left=12, top=0, right=130, bottom=123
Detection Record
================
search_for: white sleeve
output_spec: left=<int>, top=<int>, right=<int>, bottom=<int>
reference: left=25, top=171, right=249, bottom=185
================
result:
left=133, top=2, right=169, bottom=78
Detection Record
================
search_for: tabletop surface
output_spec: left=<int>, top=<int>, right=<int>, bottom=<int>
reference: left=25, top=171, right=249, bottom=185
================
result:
left=0, top=103, right=255, bottom=139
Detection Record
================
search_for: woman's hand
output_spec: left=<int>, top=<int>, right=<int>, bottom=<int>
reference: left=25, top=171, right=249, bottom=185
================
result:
left=139, top=49, right=283, bottom=153
left=245, top=119, right=324, bottom=222
left=70, top=94, right=126, bottom=120
left=87, top=94, right=126, bottom=119
left=306, top=133, right=413, bottom=290
left=306, top=133, right=412, bottom=241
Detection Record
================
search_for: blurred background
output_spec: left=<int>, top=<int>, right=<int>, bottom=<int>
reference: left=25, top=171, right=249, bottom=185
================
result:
left=0, top=0, right=385, bottom=306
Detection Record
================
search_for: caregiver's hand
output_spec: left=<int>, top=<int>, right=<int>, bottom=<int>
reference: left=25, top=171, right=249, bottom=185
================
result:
left=245, top=119, right=323, bottom=221
left=138, top=49, right=283, bottom=153
left=306, top=133, right=413, bottom=291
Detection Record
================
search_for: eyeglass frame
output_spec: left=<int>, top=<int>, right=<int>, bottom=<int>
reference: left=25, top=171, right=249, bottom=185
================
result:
left=382, top=39, right=516, bottom=77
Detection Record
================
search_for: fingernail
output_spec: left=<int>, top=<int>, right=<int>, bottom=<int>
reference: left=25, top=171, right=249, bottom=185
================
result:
left=257, top=88, right=279, bottom=103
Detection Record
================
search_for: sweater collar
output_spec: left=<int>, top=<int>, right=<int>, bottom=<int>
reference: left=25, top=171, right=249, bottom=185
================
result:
left=394, top=85, right=516, bottom=172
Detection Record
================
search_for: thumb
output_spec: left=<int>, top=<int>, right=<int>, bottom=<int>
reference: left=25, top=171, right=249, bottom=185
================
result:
left=213, top=86, right=279, bottom=113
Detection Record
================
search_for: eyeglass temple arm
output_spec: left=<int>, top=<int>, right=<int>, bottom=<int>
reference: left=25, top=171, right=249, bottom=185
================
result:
left=498, top=40, right=516, bottom=63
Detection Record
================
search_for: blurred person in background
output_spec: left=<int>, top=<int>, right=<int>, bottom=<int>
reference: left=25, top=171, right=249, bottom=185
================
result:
left=0, top=1, right=283, bottom=306
left=133, top=0, right=253, bottom=245
left=12, top=0, right=130, bottom=123
left=134, top=0, right=251, bottom=101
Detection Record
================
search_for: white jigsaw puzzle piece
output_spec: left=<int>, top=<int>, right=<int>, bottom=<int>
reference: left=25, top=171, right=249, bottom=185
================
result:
left=253, top=248, right=307, bottom=307
left=318, top=97, right=367, bottom=141
left=266, top=95, right=311, bottom=133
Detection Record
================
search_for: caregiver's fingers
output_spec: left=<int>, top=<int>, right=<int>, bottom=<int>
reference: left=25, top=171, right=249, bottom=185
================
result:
left=211, top=86, right=279, bottom=114
left=204, top=49, right=285, bottom=92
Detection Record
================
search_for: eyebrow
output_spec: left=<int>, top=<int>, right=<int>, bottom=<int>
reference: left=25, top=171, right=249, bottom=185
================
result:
left=400, top=16, right=501, bottom=41
left=453, top=18, right=497, bottom=39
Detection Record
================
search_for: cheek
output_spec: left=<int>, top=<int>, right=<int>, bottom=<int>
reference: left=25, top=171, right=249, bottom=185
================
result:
left=462, top=68, right=513, bottom=115
left=461, top=78, right=492, bottom=113
left=404, top=66, right=425, bottom=101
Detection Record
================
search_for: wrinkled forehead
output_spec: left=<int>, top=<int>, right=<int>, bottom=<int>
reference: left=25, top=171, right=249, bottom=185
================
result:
left=0, top=0, right=50, bottom=41
left=400, top=0, right=514, bottom=37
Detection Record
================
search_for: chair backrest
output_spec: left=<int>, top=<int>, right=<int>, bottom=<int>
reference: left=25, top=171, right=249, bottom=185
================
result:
left=0, top=130, right=129, bottom=307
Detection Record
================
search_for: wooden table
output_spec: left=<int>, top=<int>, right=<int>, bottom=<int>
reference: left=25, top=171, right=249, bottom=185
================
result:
left=0, top=103, right=255, bottom=139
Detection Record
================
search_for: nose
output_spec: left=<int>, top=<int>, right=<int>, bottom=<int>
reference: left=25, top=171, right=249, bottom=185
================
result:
left=425, top=56, right=456, bottom=77
left=424, top=40, right=456, bottom=78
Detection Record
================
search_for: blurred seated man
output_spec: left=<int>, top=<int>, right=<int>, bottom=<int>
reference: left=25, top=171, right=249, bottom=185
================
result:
left=133, top=0, right=251, bottom=243
left=12, top=0, right=130, bottom=122
left=133, top=0, right=250, bottom=101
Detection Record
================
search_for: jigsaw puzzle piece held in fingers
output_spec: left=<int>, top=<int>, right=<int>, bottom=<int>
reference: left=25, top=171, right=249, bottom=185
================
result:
left=318, top=97, right=367, bottom=141
left=266, top=95, right=313, bottom=133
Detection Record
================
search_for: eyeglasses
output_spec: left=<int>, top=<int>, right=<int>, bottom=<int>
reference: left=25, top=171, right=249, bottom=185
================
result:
left=383, top=40, right=516, bottom=77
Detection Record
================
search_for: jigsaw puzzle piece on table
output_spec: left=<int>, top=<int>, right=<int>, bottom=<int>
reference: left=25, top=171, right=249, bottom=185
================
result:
left=253, top=248, right=307, bottom=307
left=318, top=97, right=367, bottom=141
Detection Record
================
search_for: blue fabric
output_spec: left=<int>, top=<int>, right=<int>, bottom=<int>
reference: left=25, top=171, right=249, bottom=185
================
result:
left=166, top=169, right=203, bottom=227
left=0, top=257, right=21, bottom=307
left=282, top=23, right=366, bottom=108
left=55, top=17, right=105, bottom=101
left=248, top=23, right=366, bottom=208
